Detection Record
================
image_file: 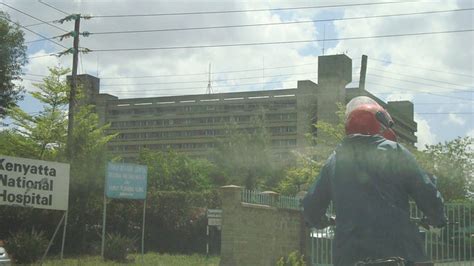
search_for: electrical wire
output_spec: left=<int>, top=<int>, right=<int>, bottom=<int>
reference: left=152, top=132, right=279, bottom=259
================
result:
left=91, top=1, right=414, bottom=18
left=368, top=73, right=473, bottom=93
left=101, top=78, right=315, bottom=92
left=368, top=67, right=474, bottom=88
left=1, top=2, right=68, bottom=32
left=24, top=73, right=48, bottom=77
left=89, top=8, right=474, bottom=36
left=0, top=15, right=67, bottom=49
left=369, top=57, right=474, bottom=78
left=416, top=112, right=473, bottom=115
left=366, top=81, right=473, bottom=101
left=89, top=29, right=474, bottom=52
left=23, top=20, right=57, bottom=27
left=101, top=72, right=316, bottom=87
left=38, top=0, right=69, bottom=15
left=28, top=53, right=58, bottom=59
left=100, top=63, right=319, bottom=79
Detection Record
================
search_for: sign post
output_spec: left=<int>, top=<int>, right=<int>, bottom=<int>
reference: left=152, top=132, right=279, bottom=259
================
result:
left=102, top=162, right=147, bottom=260
left=0, top=155, right=70, bottom=260
left=206, top=209, right=222, bottom=256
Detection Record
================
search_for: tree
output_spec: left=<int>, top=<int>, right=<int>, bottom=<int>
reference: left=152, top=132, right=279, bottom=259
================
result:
left=1, top=66, right=117, bottom=253
left=0, top=11, right=28, bottom=117
left=414, top=136, right=473, bottom=201
left=8, top=67, right=69, bottom=159
left=210, top=115, right=285, bottom=190
left=277, top=103, right=345, bottom=195
left=138, top=149, right=215, bottom=192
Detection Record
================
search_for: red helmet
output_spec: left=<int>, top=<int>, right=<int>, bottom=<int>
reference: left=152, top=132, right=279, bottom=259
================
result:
left=345, top=100, right=397, bottom=141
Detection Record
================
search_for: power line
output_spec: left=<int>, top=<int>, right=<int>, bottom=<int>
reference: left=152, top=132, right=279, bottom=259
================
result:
left=23, top=20, right=57, bottom=27
left=100, top=78, right=472, bottom=101
left=368, top=67, right=474, bottom=88
left=366, top=81, right=473, bottom=101
left=0, top=2, right=68, bottom=33
left=22, top=78, right=43, bottom=82
left=369, top=58, right=474, bottom=78
left=0, top=15, right=67, bottom=49
left=416, top=112, right=473, bottom=115
left=89, top=29, right=474, bottom=52
left=101, top=72, right=317, bottom=87
left=24, top=73, right=47, bottom=77
left=101, top=78, right=314, bottom=93
left=28, top=53, right=57, bottom=59
left=38, top=0, right=69, bottom=15
left=99, top=62, right=319, bottom=79
left=91, top=1, right=414, bottom=18
left=368, top=73, right=473, bottom=93
left=89, top=8, right=474, bottom=36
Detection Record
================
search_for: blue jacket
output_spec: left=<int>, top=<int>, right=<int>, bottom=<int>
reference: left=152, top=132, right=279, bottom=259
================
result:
left=303, top=135, right=446, bottom=266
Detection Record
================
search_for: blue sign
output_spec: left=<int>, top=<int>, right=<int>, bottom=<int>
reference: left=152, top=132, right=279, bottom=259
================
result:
left=105, top=162, right=147, bottom=199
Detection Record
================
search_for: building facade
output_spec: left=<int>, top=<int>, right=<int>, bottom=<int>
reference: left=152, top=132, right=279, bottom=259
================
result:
left=78, top=54, right=417, bottom=161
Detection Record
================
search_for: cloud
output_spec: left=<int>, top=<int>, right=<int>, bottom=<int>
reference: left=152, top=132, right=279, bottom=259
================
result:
left=4, top=0, right=473, bottom=146
left=22, top=50, right=62, bottom=92
left=467, top=128, right=474, bottom=138
left=7, top=0, right=323, bottom=99
left=415, top=114, right=437, bottom=150
left=448, top=113, right=466, bottom=126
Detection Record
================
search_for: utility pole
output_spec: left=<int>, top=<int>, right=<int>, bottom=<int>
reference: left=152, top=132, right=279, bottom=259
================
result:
left=67, top=15, right=81, bottom=160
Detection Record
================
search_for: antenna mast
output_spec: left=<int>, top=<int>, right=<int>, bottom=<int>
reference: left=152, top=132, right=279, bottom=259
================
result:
left=322, top=24, right=326, bottom=55
left=206, top=63, right=213, bottom=94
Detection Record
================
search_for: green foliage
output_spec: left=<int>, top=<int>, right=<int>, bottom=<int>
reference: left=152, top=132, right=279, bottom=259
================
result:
left=413, top=136, right=473, bottom=201
left=211, top=115, right=285, bottom=189
left=276, top=251, right=306, bottom=266
left=0, top=11, right=28, bottom=117
left=277, top=157, right=322, bottom=195
left=278, top=103, right=345, bottom=195
left=104, top=190, right=220, bottom=254
left=8, top=67, right=70, bottom=159
left=138, top=149, right=214, bottom=191
left=5, top=229, right=48, bottom=264
left=0, top=67, right=117, bottom=255
left=103, top=233, right=136, bottom=262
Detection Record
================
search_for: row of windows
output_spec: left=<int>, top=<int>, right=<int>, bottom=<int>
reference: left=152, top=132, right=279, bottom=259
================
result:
left=109, top=138, right=297, bottom=152
left=114, top=126, right=297, bottom=141
left=271, top=139, right=297, bottom=147
left=109, top=113, right=297, bottom=129
left=109, top=142, right=216, bottom=152
left=107, top=101, right=297, bottom=116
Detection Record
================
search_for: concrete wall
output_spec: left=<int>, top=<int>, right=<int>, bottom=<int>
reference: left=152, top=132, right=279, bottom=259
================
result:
left=220, top=186, right=309, bottom=266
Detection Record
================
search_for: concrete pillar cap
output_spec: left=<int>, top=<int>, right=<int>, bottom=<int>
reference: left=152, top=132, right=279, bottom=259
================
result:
left=220, top=185, right=242, bottom=189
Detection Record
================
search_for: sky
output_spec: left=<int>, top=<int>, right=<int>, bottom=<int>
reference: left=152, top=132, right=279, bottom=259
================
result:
left=1, top=0, right=473, bottom=149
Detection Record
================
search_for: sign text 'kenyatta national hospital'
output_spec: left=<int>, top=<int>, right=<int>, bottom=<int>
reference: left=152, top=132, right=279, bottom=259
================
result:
left=0, top=155, right=70, bottom=210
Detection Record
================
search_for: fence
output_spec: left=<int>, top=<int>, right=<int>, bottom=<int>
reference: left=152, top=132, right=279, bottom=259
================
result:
left=238, top=190, right=473, bottom=265
left=240, top=189, right=301, bottom=210
left=310, top=202, right=474, bottom=265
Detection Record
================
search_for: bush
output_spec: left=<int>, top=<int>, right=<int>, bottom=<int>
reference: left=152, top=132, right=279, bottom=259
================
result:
left=277, top=251, right=306, bottom=266
left=6, top=229, right=48, bottom=264
left=103, top=233, right=136, bottom=262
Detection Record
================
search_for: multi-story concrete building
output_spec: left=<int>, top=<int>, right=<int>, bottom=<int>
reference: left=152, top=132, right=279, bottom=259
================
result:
left=78, top=54, right=417, bottom=161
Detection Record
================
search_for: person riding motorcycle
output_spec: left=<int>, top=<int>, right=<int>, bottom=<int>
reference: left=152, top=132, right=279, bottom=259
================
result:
left=302, top=96, right=446, bottom=266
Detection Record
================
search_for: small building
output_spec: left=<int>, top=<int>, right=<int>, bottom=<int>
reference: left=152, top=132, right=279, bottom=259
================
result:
left=76, top=54, right=417, bottom=161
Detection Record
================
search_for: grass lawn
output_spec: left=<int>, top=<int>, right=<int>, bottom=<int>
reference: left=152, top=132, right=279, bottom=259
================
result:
left=43, top=253, right=220, bottom=266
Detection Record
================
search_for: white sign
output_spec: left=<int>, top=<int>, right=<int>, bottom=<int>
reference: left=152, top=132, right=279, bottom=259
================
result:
left=207, top=209, right=222, bottom=226
left=0, top=155, right=70, bottom=210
